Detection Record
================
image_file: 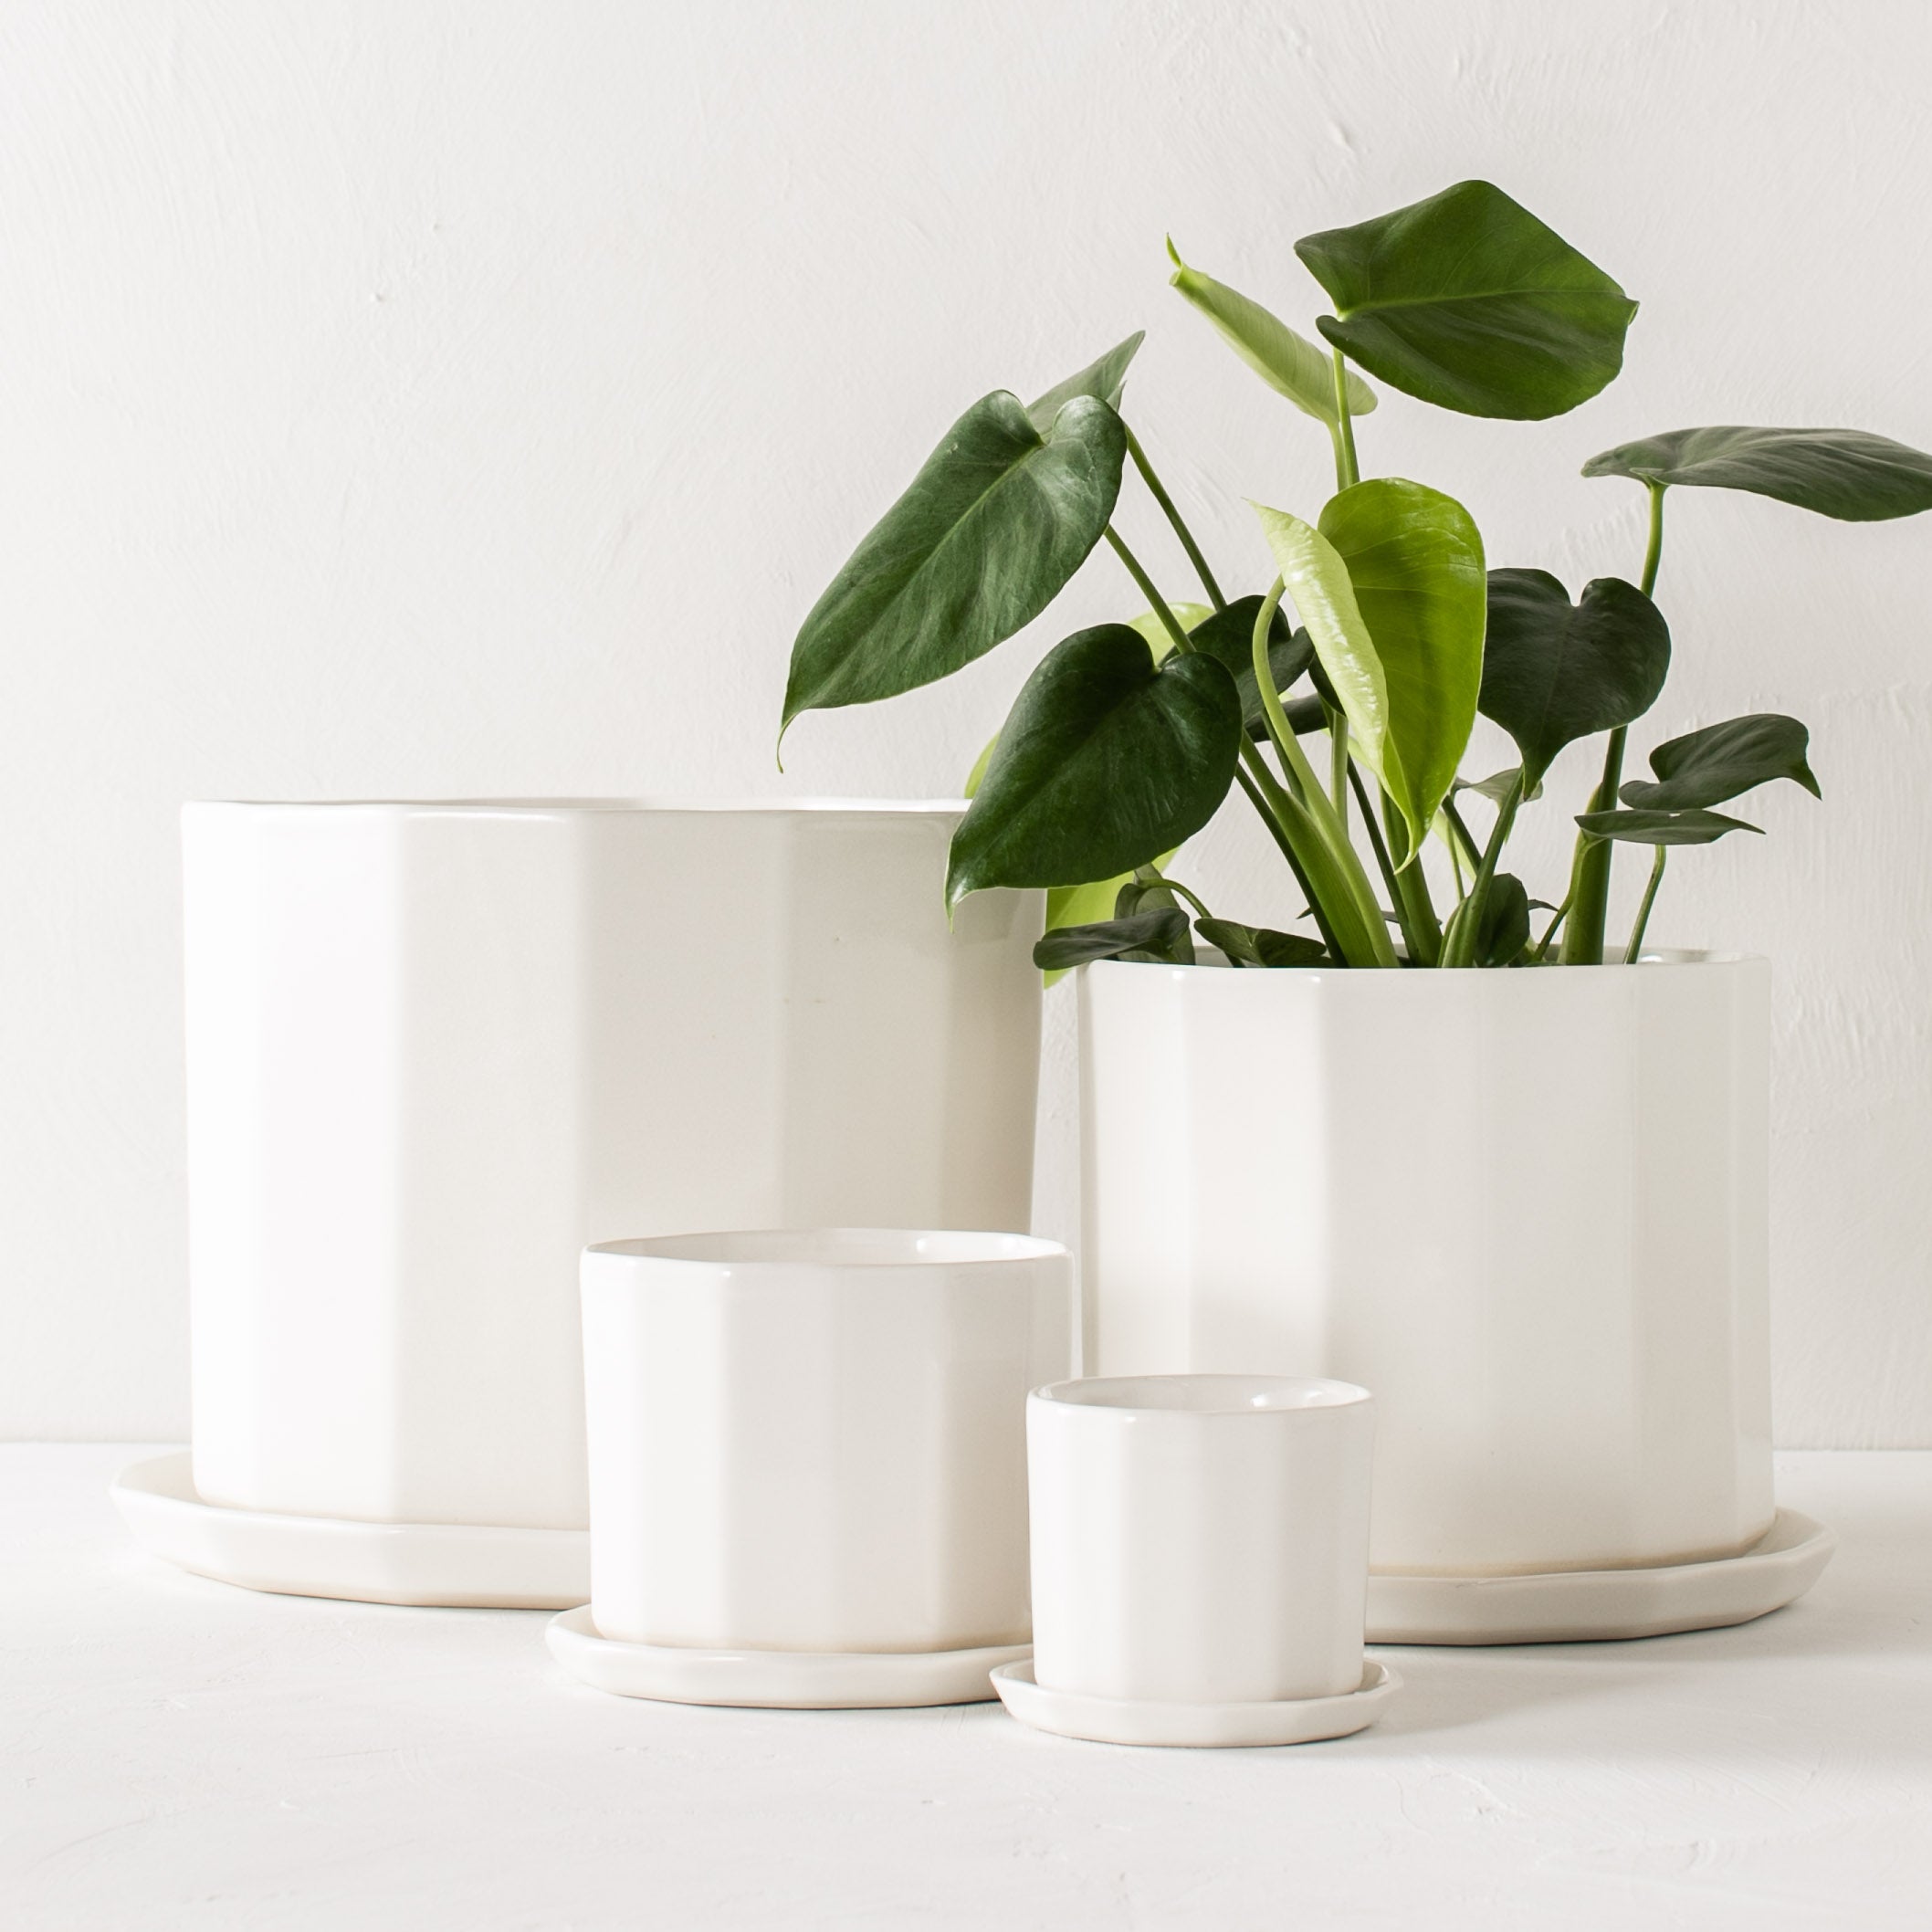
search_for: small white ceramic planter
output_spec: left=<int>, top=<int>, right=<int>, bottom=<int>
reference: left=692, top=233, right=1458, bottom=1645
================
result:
left=565, top=1228, right=1072, bottom=1706
left=1078, top=952, right=1779, bottom=1605
left=176, top=802, right=1042, bottom=1592
left=1025, top=1374, right=1375, bottom=1706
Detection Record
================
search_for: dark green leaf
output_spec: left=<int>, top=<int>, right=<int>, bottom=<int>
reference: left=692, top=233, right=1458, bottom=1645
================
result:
left=1475, top=873, right=1531, bottom=968
left=1167, top=242, right=1376, bottom=425
left=783, top=392, right=1127, bottom=730
left=1033, top=910, right=1192, bottom=970
left=1194, top=918, right=1328, bottom=967
left=1620, top=714, right=1820, bottom=811
left=1185, top=597, right=1315, bottom=734
left=1296, top=180, right=1638, bottom=420
left=1576, top=808, right=1761, bottom=845
left=1581, top=426, right=1932, bottom=521
left=1026, top=333, right=1147, bottom=435
left=1479, top=570, right=1670, bottom=791
left=946, top=625, right=1244, bottom=905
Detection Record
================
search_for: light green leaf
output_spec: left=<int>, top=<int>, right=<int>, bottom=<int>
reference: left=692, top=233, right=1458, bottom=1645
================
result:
left=1026, top=333, right=1147, bottom=435
left=962, top=732, right=1000, bottom=798
left=1168, top=240, right=1376, bottom=426
left=1581, top=425, right=1932, bottom=521
left=1317, top=478, right=1487, bottom=857
left=1296, top=180, right=1638, bottom=420
left=946, top=625, right=1244, bottom=906
left=783, top=391, right=1126, bottom=731
left=1128, top=602, right=1213, bottom=663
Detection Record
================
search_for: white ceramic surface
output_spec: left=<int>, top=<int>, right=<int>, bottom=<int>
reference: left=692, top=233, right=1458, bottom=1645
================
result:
left=544, top=1606, right=1025, bottom=1709
left=989, top=1657, right=1399, bottom=1748
left=1079, top=952, right=1772, bottom=1579
left=1026, top=1374, right=1374, bottom=1706
left=1367, top=1507, right=1836, bottom=1645
left=581, top=1229, right=1071, bottom=1658
left=184, top=801, right=1042, bottom=1541
left=110, top=1452, right=588, bottom=1609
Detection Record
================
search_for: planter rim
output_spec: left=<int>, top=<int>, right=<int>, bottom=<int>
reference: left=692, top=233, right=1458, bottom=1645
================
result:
left=1034, top=1372, right=1371, bottom=1417
left=1084, top=946, right=1762, bottom=978
left=587, top=1228, right=1065, bottom=1272
left=184, top=796, right=967, bottom=818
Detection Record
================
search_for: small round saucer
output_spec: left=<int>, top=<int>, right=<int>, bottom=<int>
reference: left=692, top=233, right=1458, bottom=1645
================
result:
left=544, top=1604, right=1028, bottom=1708
left=1366, top=1507, right=1836, bottom=1645
left=110, top=1452, right=590, bottom=1610
left=988, top=1658, right=1399, bottom=1748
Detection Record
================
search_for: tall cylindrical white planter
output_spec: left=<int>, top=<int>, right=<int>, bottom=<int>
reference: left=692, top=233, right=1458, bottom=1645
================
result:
left=1078, top=952, right=1772, bottom=1579
left=184, top=801, right=1042, bottom=1534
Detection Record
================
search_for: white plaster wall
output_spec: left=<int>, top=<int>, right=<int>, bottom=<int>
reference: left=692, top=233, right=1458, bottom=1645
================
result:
left=3, top=0, right=1927, bottom=1442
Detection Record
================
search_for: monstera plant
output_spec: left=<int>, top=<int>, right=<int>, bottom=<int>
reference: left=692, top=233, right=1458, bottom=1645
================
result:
left=782, top=180, right=1932, bottom=970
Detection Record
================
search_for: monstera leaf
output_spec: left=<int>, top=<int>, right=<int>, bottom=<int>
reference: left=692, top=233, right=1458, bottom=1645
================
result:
left=945, top=625, right=1243, bottom=905
left=1168, top=242, right=1376, bottom=425
left=1619, top=714, right=1819, bottom=810
left=783, top=391, right=1126, bottom=730
left=1479, top=571, right=1671, bottom=791
left=1193, top=918, right=1328, bottom=967
left=1576, top=808, right=1761, bottom=845
left=1582, top=426, right=1932, bottom=521
left=1184, top=595, right=1315, bottom=731
left=1296, top=181, right=1638, bottom=420
left=1034, top=909, right=1193, bottom=970
left=1026, top=333, right=1146, bottom=434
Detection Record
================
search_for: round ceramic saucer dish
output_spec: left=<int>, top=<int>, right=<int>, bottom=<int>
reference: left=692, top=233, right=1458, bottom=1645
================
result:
left=545, top=1605, right=1028, bottom=1708
left=1366, top=1507, right=1835, bottom=1644
left=110, top=1452, right=590, bottom=1610
left=988, top=1658, right=1399, bottom=1748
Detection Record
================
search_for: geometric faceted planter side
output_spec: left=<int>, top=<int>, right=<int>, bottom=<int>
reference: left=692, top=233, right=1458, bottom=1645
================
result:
left=184, top=801, right=1043, bottom=1533
left=1078, top=952, right=1772, bottom=1578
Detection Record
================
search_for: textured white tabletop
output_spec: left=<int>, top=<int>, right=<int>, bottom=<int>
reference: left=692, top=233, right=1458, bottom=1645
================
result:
left=4, top=1446, right=1928, bottom=1930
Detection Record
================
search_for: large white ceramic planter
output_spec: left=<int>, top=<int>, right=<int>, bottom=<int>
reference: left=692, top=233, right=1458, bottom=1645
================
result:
left=183, top=801, right=1042, bottom=1542
left=1078, top=952, right=1773, bottom=1581
left=572, top=1228, right=1070, bottom=1703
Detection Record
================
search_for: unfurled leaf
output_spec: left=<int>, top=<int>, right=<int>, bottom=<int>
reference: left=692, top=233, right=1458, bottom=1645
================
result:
left=946, top=625, right=1243, bottom=905
left=1033, top=910, right=1192, bottom=970
left=1129, top=602, right=1213, bottom=663
left=1576, top=808, right=1761, bottom=845
left=783, top=392, right=1126, bottom=730
left=1582, top=426, right=1932, bottom=521
left=1296, top=181, right=1638, bottom=420
left=1455, top=766, right=1542, bottom=806
left=1306, top=479, right=1487, bottom=858
left=1168, top=242, right=1376, bottom=425
left=1479, top=570, right=1671, bottom=791
left=1184, top=596, right=1316, bottom=732
left=1025, top=332, right=1146, bottom=435
left=1620, top=714, right=1820, bottom=812
left=1194, top=918, right=1328, bottom=967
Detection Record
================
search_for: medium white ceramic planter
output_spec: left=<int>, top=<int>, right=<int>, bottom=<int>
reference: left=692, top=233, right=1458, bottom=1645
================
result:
left=184, top=801, right=1042, bottom=1540
left=1026, top=1374, right=1375, bottom=1706
left=579, top=1229, right=1071, bottom=1678
left=1078, top=952, right=1773, bottom=1581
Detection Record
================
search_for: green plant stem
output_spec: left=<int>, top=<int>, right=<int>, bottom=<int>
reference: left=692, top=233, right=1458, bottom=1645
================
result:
left=1233, top=764, right=1348, bottom=961
left=1384, top=790, right=1443, bottom=965
left=1560, top=482, right=1667, bottom=964
left=1104, top=526, right=1193, bottom=658
left=1529, top=891, right=1572, bottom=962
left=1330, top=347, right=1361, bottom=491
left=1442, top=771, right=1525, bottom=967
left=1123, top=427, right=1225, bottom=611
left=1624, top=846, right=1666, bottom=961
left=1142, top=870, right=1215, bottom=923
left=1440, top=794, right=1482, bottom=877
left=1329, top=711, right=1350, bottom=820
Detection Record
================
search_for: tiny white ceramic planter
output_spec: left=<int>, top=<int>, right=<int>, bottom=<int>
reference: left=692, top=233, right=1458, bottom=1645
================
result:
left=183, top=801, right=1042, bottom=1547
left=580, top=1229, right=1072, bottom=1664
left=1025, top=1374, right=1374, bottom=1706
left=1078, top=952, right=1773, bottom=1582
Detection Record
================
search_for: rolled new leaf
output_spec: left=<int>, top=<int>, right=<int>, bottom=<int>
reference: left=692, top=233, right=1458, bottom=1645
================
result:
left=1582, top=426, right=1932, bottom=521
left=1026, top=332, right=1147, bottom=435
left=1034, top=909, right=1193, bottom=970
left=1575, top=808, right=1760, bottom=845
left=782, top=392, right=1126, bottom=731
left=1478, top=570, right=1671, bottom=792
left=1296, top=181, right=1638, bottom=420
left=1619, top=714, right=1820, bottom=812
left=1167, top=243, right=1376, bottom=425
left=1194, top=918, right=1328, bottom=968
left=945, top=625, right=1244, bottom=906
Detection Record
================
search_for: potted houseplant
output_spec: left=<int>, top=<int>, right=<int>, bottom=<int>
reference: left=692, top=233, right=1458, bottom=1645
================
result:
left=782, top=181, right=1928, bottom=1635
